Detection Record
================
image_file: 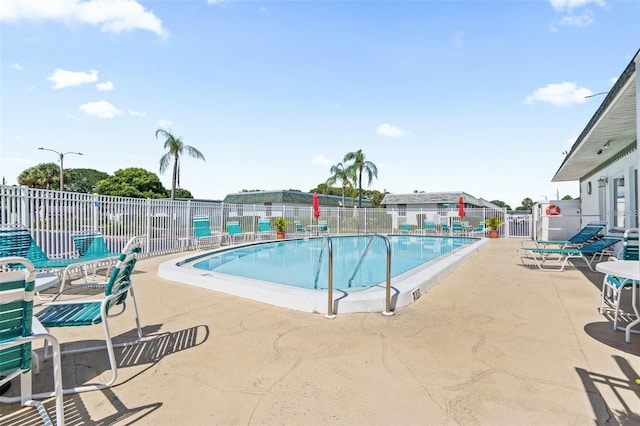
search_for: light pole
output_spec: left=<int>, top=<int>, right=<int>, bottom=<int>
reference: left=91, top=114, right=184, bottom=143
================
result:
left=38, top=147, right=83, bottom=192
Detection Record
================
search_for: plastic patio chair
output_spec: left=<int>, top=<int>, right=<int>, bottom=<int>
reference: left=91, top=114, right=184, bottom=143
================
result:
left=35, top=235, right=145, bottom=395
left=599, top=228, right=640, bottom=330
left=0, top=257, right=64, bottom=425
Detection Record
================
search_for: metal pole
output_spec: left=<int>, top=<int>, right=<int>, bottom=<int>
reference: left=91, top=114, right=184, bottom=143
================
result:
left=58, top=152, right=64, bottom=192
left=38, top=147, right=83, bottom=192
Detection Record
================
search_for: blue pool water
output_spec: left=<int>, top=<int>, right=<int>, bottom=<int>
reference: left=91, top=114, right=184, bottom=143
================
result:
left=192, top=235, right=476, bottom=291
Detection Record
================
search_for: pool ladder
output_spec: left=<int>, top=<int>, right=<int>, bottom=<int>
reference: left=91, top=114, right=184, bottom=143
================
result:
left=319, top=234, right=394, bottom=319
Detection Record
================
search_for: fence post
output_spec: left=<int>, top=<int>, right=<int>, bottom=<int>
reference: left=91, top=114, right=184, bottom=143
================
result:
left=19, top=185, right=29, bottom=227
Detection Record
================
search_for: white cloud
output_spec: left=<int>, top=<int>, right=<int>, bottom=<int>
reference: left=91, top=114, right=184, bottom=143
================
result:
left=128, top=109, right=146, bottom=117
left=558, top=10, right=594, bottom=28
left=96, top=81, right=114, bottom=91
left=48, top=68, right=98, bottom=89
left=376, top=123, right=411, bottom=138
left=9, top=62, right=23, bottom=70
left=79, top=100, right=122, bottom=118
left=0, top=0, right=167, bottom=37
left=524, top=82, right=591, bottom=106
left=548, top=0, right=606, bottom=12
left=311, top=154, right=332, bottom=166
left=158, top=119, right=173, bottom=128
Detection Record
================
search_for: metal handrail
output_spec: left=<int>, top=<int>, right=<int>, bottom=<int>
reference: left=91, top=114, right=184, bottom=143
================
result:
left=326, top=233, right=394, bottom=318
left=313, top=237, right=326, bottom=290
left=373, top=234, right=394, bottom=316
left=348, top=234, right=378, bottom=287
left=323, top=235, right=336, bottom=319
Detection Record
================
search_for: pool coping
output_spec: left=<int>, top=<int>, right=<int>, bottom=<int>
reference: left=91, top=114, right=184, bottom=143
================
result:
left=157, top=236, right=489, bottom=314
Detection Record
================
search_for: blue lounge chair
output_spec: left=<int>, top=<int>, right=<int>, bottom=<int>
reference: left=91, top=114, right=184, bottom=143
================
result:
left=72, top=232, right=119, bottom=260
left=72, top=231, right=120, bottom=277
left=318, top=220, right=329, bottom=234
left=470, top=223, right=489, bottom=235
left=522, top=221, right=608, bottom=249
left=451, top=221, right=466, bottom=236
left=519, top=236, right=620, bottom=271
left=35, top=235, right=145, bottom=395
left=0, top=257, right=64, bottom=425
left=226, top=221, right=253, bottom=244
left=423, top=220, right=436, bottom=234
left=193, top=216, right=222, bottom=249
left=0, top=226, right=120, bottom=290
left=600, top=229, right=639, bottom=331
left=399, top=223, right=412, bottom=233
left=258, top=219, right=276, bottom=240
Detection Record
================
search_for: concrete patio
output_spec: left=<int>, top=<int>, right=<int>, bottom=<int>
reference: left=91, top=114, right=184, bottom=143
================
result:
left=1, top=238, right=639, bottom=425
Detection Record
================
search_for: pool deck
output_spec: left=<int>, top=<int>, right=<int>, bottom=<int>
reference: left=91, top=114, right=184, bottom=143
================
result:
left=2, top=238, right=639, bottom=425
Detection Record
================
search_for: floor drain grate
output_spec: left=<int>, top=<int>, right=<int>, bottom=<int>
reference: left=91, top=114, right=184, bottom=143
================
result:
left=411, top=289, right=421, bottom=301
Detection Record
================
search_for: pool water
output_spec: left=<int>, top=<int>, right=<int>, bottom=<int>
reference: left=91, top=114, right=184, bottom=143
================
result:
left=192, top=235, right=476, bottom=290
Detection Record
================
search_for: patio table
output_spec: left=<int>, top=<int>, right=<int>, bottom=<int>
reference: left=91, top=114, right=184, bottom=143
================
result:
left=596, top=260, right=640, bottom=343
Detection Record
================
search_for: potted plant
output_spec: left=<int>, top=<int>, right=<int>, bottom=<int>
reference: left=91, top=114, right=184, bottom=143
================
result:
left=485, top=216, right=503, bottom=238
left=274, top=217, right=289, bottom=240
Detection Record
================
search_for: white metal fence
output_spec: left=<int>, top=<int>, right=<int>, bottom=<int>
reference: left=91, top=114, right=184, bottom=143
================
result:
left=1, top=185, right=522, bottom=259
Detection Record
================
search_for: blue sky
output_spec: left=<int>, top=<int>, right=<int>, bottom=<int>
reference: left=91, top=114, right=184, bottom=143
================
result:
left=1, top=0, right=638, bottom=208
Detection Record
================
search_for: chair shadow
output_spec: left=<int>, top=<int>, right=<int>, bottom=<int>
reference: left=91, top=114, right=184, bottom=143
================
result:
left=59, top=324, right=210, bottom=386
left=576, top=355, right=640, bottom=426
left=1, top=325, right=208, bottom=425
left=1, top=386, right=162, bottom=425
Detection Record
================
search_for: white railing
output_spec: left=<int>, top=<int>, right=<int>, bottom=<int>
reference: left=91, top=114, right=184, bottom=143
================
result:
left=1, top=185, right=511, bottom=259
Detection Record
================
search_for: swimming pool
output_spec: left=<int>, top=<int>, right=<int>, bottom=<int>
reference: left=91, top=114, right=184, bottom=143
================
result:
left=158, top=234, right=488, bottom=314
left=191, top=235, right=476, bottom=290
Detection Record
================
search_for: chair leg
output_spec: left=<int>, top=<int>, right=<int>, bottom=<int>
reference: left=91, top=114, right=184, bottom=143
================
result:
left=0, top=334, right=65, bottom=426
left=39, top=292, right=142, bottom=396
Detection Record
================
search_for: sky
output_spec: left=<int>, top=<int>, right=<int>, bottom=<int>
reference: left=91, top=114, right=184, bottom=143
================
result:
left=1, top=0, right=639, bottom=209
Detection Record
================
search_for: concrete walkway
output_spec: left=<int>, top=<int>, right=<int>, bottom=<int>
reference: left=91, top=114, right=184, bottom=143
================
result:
left=2, top=238, right=639, bottom=425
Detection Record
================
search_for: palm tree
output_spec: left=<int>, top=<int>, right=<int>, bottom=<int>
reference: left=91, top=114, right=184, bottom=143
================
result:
left=325, top=162, right=355, bottom=208
left=343, top=149, right=378, bottom=207
left=156, top=129, right=206, bottom=199
left=18, top=163, right=60, bottom=189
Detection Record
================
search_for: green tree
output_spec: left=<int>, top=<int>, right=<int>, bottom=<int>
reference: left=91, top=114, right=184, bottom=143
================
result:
left=156, top=128, right=206, bottom=200
left=65, top=168, right=109, bottom=193
left=343, top=149, right=378, bottom=208
left=490, top=200, right=512, bottom=211
left=17, top=163, right=60, bottom=189
left=174, top=188, right=194, bottom=199
left=326, top=161, right=356, bottom=207
left=561, top=195, right=573, bottom=200
left=517, top=197, right=535, bottom=211
left=95, top=167, right=168, bottom=198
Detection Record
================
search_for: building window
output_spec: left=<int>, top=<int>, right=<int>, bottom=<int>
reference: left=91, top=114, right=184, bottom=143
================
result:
left=264, top=202, right=272, bottom=217
left=613, top=177, right=625, bottom=228
left=398, top=204, right=406, bottom=217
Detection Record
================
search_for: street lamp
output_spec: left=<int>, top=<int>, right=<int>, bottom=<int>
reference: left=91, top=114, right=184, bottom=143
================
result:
left=38, top=147, right=83, bottom=192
